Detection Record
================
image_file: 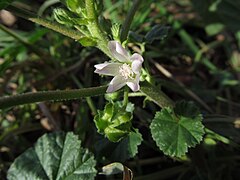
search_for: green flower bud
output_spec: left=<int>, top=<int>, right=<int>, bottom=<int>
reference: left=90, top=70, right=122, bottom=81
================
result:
left=94, top=102, right=134, bottom=142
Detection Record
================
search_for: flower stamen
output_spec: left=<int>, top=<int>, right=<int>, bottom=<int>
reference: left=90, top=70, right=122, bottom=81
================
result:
left=119, top=64, right=134, bottom=79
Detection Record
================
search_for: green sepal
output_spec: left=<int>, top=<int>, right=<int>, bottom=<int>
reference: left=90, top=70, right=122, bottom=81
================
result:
left=53, top=8, right=75, bottom=26
left=53, top=8, right=88, bottom=26
left=78, top=37, right=97, bottom=47
left=60, top=0, right=85, bottom=15
left=66, top=0, right=85, bottom=14
left=111, top=23, right=121, bottom=42
left=104, top=126, right=129, bottom=143
left=104, top=91, right=121, bottom=101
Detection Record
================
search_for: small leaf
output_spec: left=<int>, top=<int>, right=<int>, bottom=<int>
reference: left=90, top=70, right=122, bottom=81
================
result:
left=7, top=132, right=97, bottom=180
left=0, top=0, right=14, bottom=10
left=150, top=102, right=205, bottom=157
left=205, top=23, right=224, bottom=36
left=145, top=25, right=169, bottom=44
left=127, top=130, right=143, bottom=158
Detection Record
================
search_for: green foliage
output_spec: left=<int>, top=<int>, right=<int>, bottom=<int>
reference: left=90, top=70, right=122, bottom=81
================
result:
left=111, top=23, right=121, bottom=41
left=150, top=102, right=205, bottom=157
left=7, top=132, right=97, bottom=180
left=53, top=6, right=94, bottom=47
left=0, top=0, right=14, bottom=9
left=53, top=8, right=76, bottom=26
left=63, top=0, right=85, bottom=14
left=192, top=0, right=240, bottom=32
left=217, top=0, right=240, bottom=32
left=53, top=8, right=88, bottom=26
left=145, top=25, right=169, bottom=44
left=78, top=37, right=97, bottom=46
left=54, top=0, right=109, bottom=48
left=95, top=129, right=142, bottom=162
left=94, top=102, right=134, bottom=142
left=205, top=23, right=224, bottom=36
left=128, top=25, right=169, bottom=44
left=127, top=129, right=143, bottom=157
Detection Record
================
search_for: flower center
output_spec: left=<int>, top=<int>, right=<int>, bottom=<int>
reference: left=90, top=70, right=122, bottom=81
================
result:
left=119, top=63, right=134, bottom=79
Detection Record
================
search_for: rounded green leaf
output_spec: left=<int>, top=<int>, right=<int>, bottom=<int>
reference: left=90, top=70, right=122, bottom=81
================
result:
left=150, top=104, right=205, bottom=157
left=7, top=132, right=97, bottom=180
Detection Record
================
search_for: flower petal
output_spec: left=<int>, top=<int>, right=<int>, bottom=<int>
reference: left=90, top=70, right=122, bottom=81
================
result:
left=108, top=41, right=130, bottom=63
left=130, top=53, right=144, bottom=74
left=126, top=74, right=140, bottom=91
left=126, top=81, right=140, bottom=92
left=107, top=75, right=126, bottom=93
left=94, top=63, right=122, bottom=76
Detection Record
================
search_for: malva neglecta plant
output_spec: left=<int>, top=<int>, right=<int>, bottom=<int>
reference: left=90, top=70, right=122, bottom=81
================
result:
left=1, top=0, right=239, bottom=179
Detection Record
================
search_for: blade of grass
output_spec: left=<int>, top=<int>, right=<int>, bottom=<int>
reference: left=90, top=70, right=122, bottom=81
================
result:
left=120, top=0, right=143, bottom=42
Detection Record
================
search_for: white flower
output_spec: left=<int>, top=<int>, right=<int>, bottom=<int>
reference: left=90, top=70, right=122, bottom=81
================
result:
left=94, top=41, right=144, bottom=93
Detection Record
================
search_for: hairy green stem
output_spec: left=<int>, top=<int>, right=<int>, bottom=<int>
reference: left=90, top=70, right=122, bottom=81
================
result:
left=0, top=86, right=107, bottom=109
left=140, top=82, right=174, bottom=108
left=85, top=0, right=112, bottom=58
left=123, top=87, right=129, bottom=107
left=6, top=5, right=84, bottom=40
left=120, top=0, right=143, bottom=42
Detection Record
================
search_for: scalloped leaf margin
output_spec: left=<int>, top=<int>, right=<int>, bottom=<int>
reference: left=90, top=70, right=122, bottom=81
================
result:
left=150, top=102, right=205, bottom=157
left=7, top=132, right=97, bottom=180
